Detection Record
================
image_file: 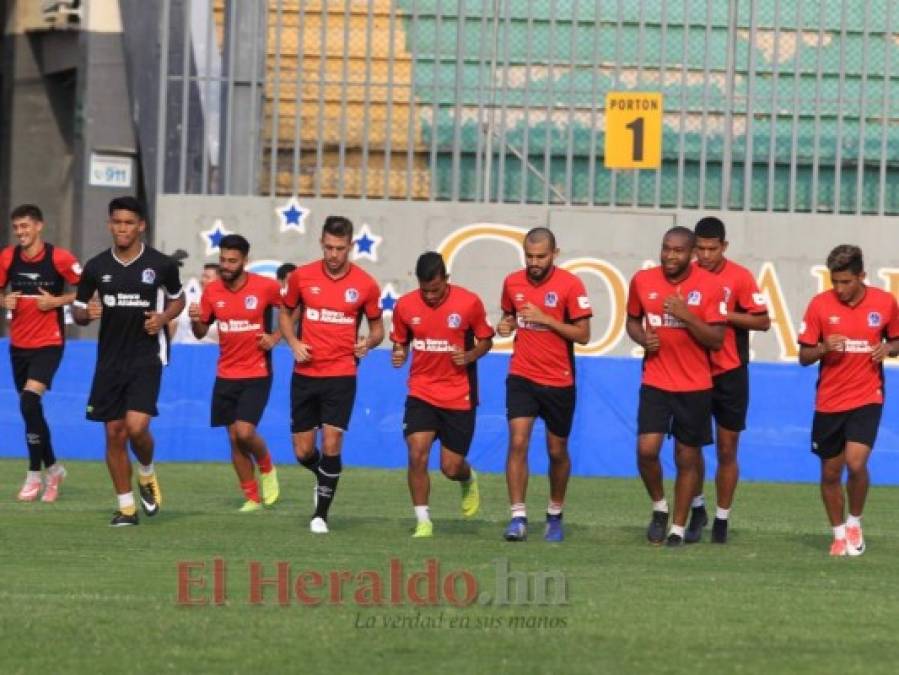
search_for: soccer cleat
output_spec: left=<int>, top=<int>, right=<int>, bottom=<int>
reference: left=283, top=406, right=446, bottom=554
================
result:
left=829, top=538, right=848, bottom=557
left=711, top=517, right=729, bottom=544
left=411, top=520, right=433, bottom=538
left=137, top=476, right=161, bottom=516
left=239, top=500, right=262, bottom=513
left=846, top=525, right=865, bottom=556
left=544, top=514, right=564, bottom=542
left=260, top=467, right=280, bottom=506
left=684, top=505, right=708, bottom=544
left=503, top=516, right=528, bottom=542
left=41, top=466, right=67, bottom=503
left=665, top=533, right=685, bottom=547
left=460, top=470, right=480, bottom=518
left=310, top=516, right=330, bottom=534
left=17, top=478, right=42, bottom=502
left=647, top=510, right=669, bottom=545
left=109, top=510, right=139, bottom=527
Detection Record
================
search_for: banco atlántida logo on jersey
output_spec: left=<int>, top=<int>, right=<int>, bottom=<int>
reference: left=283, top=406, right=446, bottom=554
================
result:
left=218, top=319, right=262, bottom=334
left=411, top=338, right=455, bottom=353
left=103, top=293, right=150, bottom=308
left=305, top=306, right=355, bottom=325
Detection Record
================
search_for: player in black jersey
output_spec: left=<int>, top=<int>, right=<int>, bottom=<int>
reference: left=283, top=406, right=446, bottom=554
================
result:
left=73, top=197, right=185, bottom=526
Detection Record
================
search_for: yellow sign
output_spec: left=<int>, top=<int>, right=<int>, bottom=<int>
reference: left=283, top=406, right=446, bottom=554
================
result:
left=604, top=92, right=663, bottom=169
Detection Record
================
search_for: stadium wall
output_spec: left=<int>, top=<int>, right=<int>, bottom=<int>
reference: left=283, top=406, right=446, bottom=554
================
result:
left=2, top=339, right=899, bottom=485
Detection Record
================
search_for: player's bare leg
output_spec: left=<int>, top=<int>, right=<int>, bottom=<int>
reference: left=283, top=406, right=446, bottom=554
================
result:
left=504, top=417, right=535, bottom=541
left=820, top=452, right=849, bottom=555
left=844, top=441, right=872, bottom=555
left=669, top=442, right=701, bottom=546
left=407, top=431, right=436, bottom=537
left=105, top=419, right=137, bottom=525
left=544, top=430, right=570, bottom=542
left=124, top=411, right=161, bottom=517
left=637, top=432, right=668, bottom=544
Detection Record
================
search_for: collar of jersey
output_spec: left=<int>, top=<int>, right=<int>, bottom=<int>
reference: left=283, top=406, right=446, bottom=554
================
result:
left=320, top=260, right=353, bottom=282
left=525, top=265, right=557, bottom=288
left=111, top=243, right=145, bottom=267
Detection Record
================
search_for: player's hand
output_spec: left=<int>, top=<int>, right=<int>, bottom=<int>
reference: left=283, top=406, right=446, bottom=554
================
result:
left=87, top=297, right=102, bottom=321
left=257, top=333, right=278, bottom=351
left=451, top=346, right=470, bottom=366
left=823, top=334, right=847, bottom=353
left=354, top=336, right=370, bottom=359
left=644, top=326, right=661, bottom=353
left=35, top=288, right=56, bottom=312
left=391, top=344, right=407, bottom=368
left=518, top=302, right=549, bottom=326
left=187, top=302, right=201, bottom=322
left=143, top=311, right=165, bottom=335
left=871, top=342, right=890, bottom=363
left=497, top=315, right=515, bottom=338
left=292, top=340, right=312, bottom=363
left=663, top=290, right=690, bottom=320
left=3, top=291, right=21, bottom=310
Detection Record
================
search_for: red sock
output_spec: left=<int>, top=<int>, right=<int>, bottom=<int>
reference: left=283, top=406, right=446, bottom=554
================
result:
left=257, top=452, right=273, bottom=475
left=240, top=479, right=260, bottom=503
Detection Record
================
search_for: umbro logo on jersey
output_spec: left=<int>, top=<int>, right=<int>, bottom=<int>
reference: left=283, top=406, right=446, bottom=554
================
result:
left=17, top=272, right=40, bottom=280
left=101, top=274, right=113, bottom=283
left=345, top=288, right=359, bottom=303
left=411, top=317, right=421, bottom=325
left=245, top=295, right=258, bottom=310
left=829, top=316, right=841, bottom=325
left=544, top=291, right=558, bottom=308
left=447, top=313, right=462, bottom=329
left=687, top=290, right=701, bottom=306
left=868, top=312, right=882, bottom=327
left=216, top=300, right=226, bottom=308
left=141, top=268, right=156, bottom=284
left=310, top=286, right=321, bottom=294
left=514, top=293, right=525, bottom=302
left=648, top=291, right=658, bottom=300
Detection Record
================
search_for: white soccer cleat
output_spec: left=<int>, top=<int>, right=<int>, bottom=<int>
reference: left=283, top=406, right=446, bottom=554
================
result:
left=846, top=525, right=866, bottom=556
left=309, top=516, right=329, bottom=534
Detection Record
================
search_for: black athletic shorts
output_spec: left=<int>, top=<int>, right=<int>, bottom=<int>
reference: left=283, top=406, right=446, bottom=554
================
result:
left=211, top=376, right=272, bottom=427
left=506, top=374, right=576, bottom=438
left=86, top=358, right=163, bottom=421
left=811, top=404, right=883, bottom=459
left=637, top=384, right=713, bottom=447
left=290, top=373, right=356, bottom=433
left=403, top=396, right=475, bottom=456
left=10, top=345, right=63, bottom=391
left=712, top=365, right=749, bottom=432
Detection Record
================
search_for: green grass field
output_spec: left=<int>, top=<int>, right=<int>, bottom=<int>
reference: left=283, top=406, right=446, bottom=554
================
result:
left=2, top=457, right=899, bottom=674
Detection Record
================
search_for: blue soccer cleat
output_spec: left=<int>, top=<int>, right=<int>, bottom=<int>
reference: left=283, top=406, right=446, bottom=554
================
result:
left=544, top=513, right=564, bottom=542
left=504, top=516, right=528, bottom=542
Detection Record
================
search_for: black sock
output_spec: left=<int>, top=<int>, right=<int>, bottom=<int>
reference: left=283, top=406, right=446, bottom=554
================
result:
left=314, top=454, right=342, bottom=520
left=20, top=391, right=53, bottom=471
left=297, top=447, right=321, bottom=474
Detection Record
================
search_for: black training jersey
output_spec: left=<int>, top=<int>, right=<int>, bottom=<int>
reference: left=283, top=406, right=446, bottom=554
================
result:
left=74, top=245, right=183, bottom=367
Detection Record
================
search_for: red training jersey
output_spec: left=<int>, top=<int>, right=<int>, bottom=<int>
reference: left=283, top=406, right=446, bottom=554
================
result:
left=391, top=284, right=495, bottom=410
left=695, top=259, right=768, bottom=375
left=627, top=265, right=727, bottom=392
left=0, top=244, right=81, bottom=349
left=798, top=286, right=899, bottom=413
left=283, top=261, right=381, bottom=377
left=200, top=272, right=282, bottom=379
left=500, top=266, right=592, bottom=387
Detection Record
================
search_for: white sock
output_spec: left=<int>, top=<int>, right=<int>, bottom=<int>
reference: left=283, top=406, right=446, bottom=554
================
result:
left=414, top=505, right=430, bottom=524
left=716, top=507, right=731, bottom=520
left=511, top=503, right=527, bottom=519
left=670, top=524, right=686, bottom=538
left=26, top=470, right=42, bottom=483
left=691, top=494, right=705, bottom=508
left=652, top=499, right=669, bottom=513
left=47, top=463, right=64, bottom=476
left=117, top=492, right=135, bottom=510
left=846, top=514, right=862, bottom=528
left=138, top=463, right=155, bottom=477
left=833, top=524, right=846, bottom=540
left=547, top=502, right=563, bottom=516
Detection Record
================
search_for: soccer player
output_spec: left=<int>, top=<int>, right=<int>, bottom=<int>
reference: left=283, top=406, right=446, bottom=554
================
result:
left=497, top=227, right=592, bottom=542
left=280, top=216, right=384, bottom=534
left=626, top=226, right=726, bottom=546
left=391, top=251, right=494, bottom=538
left=170, top=262, right=219, bottom=344
left=798, top=245, right=899, bottom=557
left=189, top=235, right=282, bottom=512
left=276, top=262, right=296, bottom=294
left=685, top=217, right=770, bottom=544
left=73, top=196, right=185, bottom=526
left=0, top=204, right=81, bottom=502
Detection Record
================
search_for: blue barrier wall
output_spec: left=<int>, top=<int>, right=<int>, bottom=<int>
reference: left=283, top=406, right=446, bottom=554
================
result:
left=2, top=339, right=898, bottom=484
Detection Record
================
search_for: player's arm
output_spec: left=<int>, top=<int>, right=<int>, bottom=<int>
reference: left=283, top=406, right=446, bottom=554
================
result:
left=727, top=310, right=770, bottom=332
left=280, top=303, right=312, bottom=362
left=626, top=314, right=660, bottom=352
left=72, top=261, right=100, bottom=325
left=355, top=315, right=384, bottom=358
left=189, top=298, right=209, bottom=339
left=496, top=311, right=516, bottom=338
left=516, top=302, right=590, bottom=344
left=453, top=335, right=493, bottom=366
left=664, top=292, right=725, bottom=350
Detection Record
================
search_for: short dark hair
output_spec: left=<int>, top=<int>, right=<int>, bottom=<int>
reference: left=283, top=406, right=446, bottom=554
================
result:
left=694, top=216, right=726, bottom=242
left=276, top=262, right=297, bottom=281
left=10, top=204, right=43, bottom=222
left=108, top=196, right=145, bottom=220
left=664, top=225, right=696, bottom=248
left=524, top=226, right=556, bottom=250
left=218, top=234, right=250, bottom=256
left=826, top=244, right=864, bottom=275
left=203, top=263, right=220, bottom=272
left=415, top=251, right=447, bottom=282
left=322, top=215, right=353, bottom=241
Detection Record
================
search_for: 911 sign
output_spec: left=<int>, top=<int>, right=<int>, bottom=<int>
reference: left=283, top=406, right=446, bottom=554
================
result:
left=603, top=92, right=663, bottom=169
left=89, top=153, right=134, bottom=188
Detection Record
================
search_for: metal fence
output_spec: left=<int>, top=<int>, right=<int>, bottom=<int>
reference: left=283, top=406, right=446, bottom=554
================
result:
left=157, top=0, right=899, bottom=214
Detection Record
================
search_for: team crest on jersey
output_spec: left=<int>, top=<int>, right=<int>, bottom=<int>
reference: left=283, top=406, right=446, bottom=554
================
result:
left=245, top=295, right=258, bottom=310
left=447, top=313, right=462, bottom=329
left=868, top=311, right=882, bottom=327
left=686, top=290, right=701, bottom=306
left=544, top=291, right=559, bottom=308
left=141, top=268, right=156, bottom=285
left=723, top=286, right=732, bottom=303
left=345, top=288, right=359, bottom=303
